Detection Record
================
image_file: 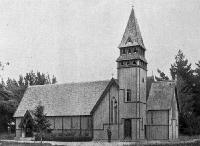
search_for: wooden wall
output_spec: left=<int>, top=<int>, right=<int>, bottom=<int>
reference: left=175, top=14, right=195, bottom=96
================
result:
left=15, top=118, right=22, bottom=138
left=93, top=84, right=119, bottom=140
left=146, top=92, right=179, bottom=140
left=118, top=67, right=146, bottom=140
left=47, top=116, right=92, bottom=137
left=146, top=110, right=169, bottom=140
left=15, top=116, right=92, bottom=138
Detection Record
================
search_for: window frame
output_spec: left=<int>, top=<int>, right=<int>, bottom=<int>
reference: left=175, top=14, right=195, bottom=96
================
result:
left=126, top=89, right=131, bottom=102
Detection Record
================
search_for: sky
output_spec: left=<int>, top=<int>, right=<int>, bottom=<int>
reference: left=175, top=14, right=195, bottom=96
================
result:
left=0, top=0, right=200, bottom=83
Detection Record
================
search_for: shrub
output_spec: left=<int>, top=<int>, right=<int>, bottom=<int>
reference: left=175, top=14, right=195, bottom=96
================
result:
left=35, top=132, right=92, bottom=142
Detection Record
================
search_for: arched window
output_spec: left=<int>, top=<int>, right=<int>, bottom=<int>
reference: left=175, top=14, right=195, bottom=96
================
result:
left=110, top=97, right=118, bottom=124
left=110, top=100, right=113, bottom=123
left=114, top=99, right=117, bottom=124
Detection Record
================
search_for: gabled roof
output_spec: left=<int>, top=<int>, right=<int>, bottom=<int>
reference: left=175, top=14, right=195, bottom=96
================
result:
left=19, top=110, right=34, bottom=128
left=91, top=78, right=119, bottom=114
left=118, top=8, right=145, bottom=49
left=147, top=81, right=176, bottom=111
left=14, top=80, right=112, bottom=117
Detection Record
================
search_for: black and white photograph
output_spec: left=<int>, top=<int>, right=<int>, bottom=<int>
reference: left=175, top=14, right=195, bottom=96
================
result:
left=0, top=0, right=200, bottom=145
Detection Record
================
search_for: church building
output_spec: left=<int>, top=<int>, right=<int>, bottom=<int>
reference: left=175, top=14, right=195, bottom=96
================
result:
left=14, top=8, right=179, bottom=141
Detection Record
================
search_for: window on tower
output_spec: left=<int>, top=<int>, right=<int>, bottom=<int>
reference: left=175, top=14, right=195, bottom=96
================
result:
left=127, top=89, right=131, bottom=102
left=142, top=78, right=145, bottom=83
left=128, top=48, right=131, bottom=54
left=122, top=49, right=126, bottom=54
left=133, top=61, right=136, bottom=65
left=134, top=48, right=137, bottom=53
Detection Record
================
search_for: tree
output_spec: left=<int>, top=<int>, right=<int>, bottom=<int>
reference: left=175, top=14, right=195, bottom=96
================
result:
left=170, top=50, right=193, bottom=81
left=33, top=104, right=51, bottom=143
left=190, top=61, right=200, bottom=117
left=24, top=70, right=57, bottom=86
left=170, top=50, right=197, bottom=135
left=0, top=70, right=57, bottom=133
left=155, top=69, right=169, bottom=81
left=170, top=50, right=194, bottom=112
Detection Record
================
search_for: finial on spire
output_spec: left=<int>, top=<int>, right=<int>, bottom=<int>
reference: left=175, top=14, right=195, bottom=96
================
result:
left=131, top=0, right=135, bottom=8
left=111, top=73, right=114, bottom=78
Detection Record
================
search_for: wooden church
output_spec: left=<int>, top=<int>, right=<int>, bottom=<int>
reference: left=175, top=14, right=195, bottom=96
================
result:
left=14, top=8, right=179, bottom=141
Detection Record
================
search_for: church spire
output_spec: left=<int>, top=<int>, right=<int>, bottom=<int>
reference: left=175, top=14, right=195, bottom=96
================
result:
left=118, top=8, right=145, bottom=49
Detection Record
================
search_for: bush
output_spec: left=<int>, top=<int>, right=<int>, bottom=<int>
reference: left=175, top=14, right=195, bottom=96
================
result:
left=179, top=112, right=200, bottom=135
left=35, top=132, right=92, bottom=142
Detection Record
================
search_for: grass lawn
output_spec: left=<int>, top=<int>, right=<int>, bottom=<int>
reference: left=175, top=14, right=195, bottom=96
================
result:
left=1, top=133, right=200, bottom=146
left=0, top=132, right=15, bottom=140
left=179, top=134, right=200, bottom=141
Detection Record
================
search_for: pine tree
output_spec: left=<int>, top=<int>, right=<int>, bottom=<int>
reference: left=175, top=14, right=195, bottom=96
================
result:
left=170, top=50, right=194, bottom=112
left=155, top=69, right=169, bottom=81
left=33, top=104, right=51, bottom=143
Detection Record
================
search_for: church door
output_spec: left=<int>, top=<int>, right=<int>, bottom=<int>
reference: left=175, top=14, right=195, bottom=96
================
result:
left=25, top=120, right=33, bottom=137
left=124, top=119, right=132, bottom=139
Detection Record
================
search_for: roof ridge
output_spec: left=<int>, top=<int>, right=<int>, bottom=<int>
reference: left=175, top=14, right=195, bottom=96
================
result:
left=27, top=79, right=113, bottom=88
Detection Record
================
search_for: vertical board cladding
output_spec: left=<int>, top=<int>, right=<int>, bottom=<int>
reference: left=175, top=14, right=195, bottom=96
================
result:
left=146, top=110, right=169, bottom=125
left=146, top=110, right=169, bottom=140
left=169, top=109, right=172, bottom=139
left=132, top=119, right=137, bottom=140
left=49, top=116, right=92, bottom=137
left=139, top=69, right=147, bottom=103
left=72, top=117, right=80, bottom=129
left=54, top=117, right=62, bottom=129
left=118, top=67, right=147, bottom=140
left=118, top=68, right=137, bottom=101
left=146, top=125, right=169, bottom=140
left=63, top=117, right=71, bottom=129
left=16, top=118, right=21, bottom=129
left=15, top=118, right=22, bottom=138
left=118, top=67, right=146, bottom=102
left=93, top=85, right=119, bottom=140
left=119, top=102, right=137, bottom=119
left=171, top=93, right=178, bottom=139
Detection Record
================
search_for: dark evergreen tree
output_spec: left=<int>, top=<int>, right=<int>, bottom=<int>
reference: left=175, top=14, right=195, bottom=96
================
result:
left=0, top=70, right=56, bottom=133
left=155, top=69, right=169, bottom=81
left=170, top=50, right=194, bottom=112
left=33, top=104, right=51, bottom=143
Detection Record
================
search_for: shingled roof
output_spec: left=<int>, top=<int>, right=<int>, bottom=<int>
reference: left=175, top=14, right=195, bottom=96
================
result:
left=146, top=76, right=155, bottom=99
left=118, top=8, right=145, bottom=49
left=147, top=81, right=176, bottom=110
left=14, top=80, right=113, bottom=117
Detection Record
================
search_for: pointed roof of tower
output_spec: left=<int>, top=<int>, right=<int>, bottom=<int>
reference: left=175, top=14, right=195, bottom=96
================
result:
left=118, top=8, right=145, bottom=49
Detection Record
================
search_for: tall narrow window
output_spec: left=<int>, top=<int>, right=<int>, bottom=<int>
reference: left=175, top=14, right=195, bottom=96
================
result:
left=110, top=100, right=113, bottom=123
left=151, top=112, right=153, bottom=124
left=127, top=89, right=131, bottom=102
left=128, top=48, right=131, bottom=54
left=122, top=49, right=126, bottom=54
left=134, top=48, right=137, bottom=53
left=114, top=99, right=117, bottom=124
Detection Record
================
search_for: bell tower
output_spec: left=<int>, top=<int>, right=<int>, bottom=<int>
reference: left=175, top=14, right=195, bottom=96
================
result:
left=117, top=8, right=147, bottom=140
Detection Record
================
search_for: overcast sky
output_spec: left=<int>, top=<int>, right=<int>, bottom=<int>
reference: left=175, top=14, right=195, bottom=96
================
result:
left=0, top=0, right=200, bottom=83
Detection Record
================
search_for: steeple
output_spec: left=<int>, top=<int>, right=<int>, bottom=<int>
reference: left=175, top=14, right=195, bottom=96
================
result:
left=118, top=8, right=145, bottom=49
